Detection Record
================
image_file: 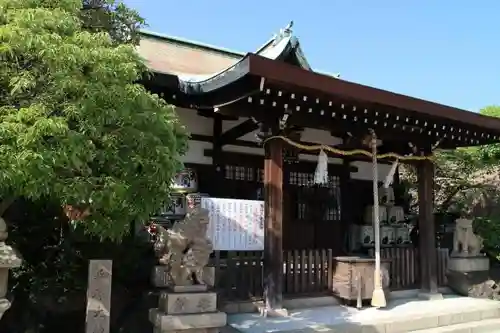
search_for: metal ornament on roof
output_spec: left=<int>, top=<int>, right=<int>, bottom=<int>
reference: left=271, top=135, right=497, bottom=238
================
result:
left=273, top=21, right=294, bottom=46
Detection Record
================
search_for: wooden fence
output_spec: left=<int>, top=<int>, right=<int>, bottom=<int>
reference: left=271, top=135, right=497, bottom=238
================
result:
left=210, top=249, right=335, bottom=300
left=283, top=249, right=334, bottom=294
left=211, top=251, right=264, bottom=301
left=374, top=247, right=449, bottom=289
left=212, top=247, right=450, bottom=301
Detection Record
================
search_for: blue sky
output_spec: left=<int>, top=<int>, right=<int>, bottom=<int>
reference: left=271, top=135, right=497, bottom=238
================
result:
left=124, top=0, right=500, bottom=112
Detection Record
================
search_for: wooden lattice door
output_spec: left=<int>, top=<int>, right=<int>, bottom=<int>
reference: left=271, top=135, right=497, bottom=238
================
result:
left=284, top=163, right=343, bottom=252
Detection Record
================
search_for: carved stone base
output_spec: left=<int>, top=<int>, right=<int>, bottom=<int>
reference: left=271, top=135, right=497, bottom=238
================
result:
left=448, top=256, right=490, bottom=272
left=149, top=307, right=226, bottom=332
left=150, top=289, right=226, bottom=332
left=159, top=291, right=217, bottom=314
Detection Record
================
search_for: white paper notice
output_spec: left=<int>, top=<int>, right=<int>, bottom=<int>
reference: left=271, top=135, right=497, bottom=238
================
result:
left=201, top=197, right=264, bottom=251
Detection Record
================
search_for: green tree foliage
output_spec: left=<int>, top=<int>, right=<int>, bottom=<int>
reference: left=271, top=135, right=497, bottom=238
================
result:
left=0, top=1, right=186, bottom=332
left=472, top=105, right=500, bottom=260
left=476, top=105, right=500, bottom=163
left=399, top=148, right=484, bottom=213
left=1, top=199, right=159, bottom=333
left=479, top=105, right=500, bottom=117
left=81, top=0, right=145, bottom=44
left=400, top=105, right=500, bottom=260
left=0, top=0, right=188, bottom=239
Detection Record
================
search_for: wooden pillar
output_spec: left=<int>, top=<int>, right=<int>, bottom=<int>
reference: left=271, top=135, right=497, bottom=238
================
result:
left=340, top=158, right=352, bottom=252
left=263, top=138, right=284, bottom=310
left=212, top=114, right=223, bottom=197
left=417, top=159, right=439, bottom=294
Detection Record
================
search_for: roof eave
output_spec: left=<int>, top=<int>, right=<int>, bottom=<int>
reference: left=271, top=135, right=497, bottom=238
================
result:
left=179, top=56, right=252, bottom=95
left=245, top=54, right=500, bottom=134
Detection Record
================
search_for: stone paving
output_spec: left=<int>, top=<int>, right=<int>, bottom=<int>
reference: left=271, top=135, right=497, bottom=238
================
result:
left=227, top=295, right=500, bottom=333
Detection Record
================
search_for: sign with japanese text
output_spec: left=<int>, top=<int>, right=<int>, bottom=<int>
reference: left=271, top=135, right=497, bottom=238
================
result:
left=201, top=198, right=264, bottom=251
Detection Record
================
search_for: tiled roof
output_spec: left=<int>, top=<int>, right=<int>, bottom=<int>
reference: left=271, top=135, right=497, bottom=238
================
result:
left=137, top=22, right=315, bottom=81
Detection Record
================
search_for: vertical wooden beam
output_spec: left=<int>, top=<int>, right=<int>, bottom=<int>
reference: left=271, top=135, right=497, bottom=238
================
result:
left=263, top=138, right=284, bottom=310
left=212, top=114, right=223, bottom=197
left=211, top=114, right=224, bottom=285
left=282, top=156, right=290, bottom=251
left=340, top=158, right=352, bottom=252
left=417, top=159, right=439, bottom=294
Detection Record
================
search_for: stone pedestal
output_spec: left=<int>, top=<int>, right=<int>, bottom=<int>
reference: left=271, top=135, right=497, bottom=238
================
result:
left=149, top=284, right=226, bottom=333
left=446, top=255, right=498, bottom=299
left=448, top=256, right=489, bottom=272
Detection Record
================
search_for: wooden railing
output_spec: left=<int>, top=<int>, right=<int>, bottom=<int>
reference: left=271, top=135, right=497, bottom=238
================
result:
left=437, top=248, right=450, bottom=286
left=283, top=249, right=334, bottom=294
left=211, top=247, right=449, bottom=301
left=211, top=251, right=264, bottom=301
left=374, top=247, right=449, bottom=289
left=210, top=249, right=334, bottom=300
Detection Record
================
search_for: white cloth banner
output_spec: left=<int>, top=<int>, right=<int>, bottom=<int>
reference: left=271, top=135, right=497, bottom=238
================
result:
left=201, top=197, right=264, bottom=251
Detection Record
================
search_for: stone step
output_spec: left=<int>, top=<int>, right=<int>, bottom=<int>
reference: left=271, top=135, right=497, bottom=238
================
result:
left=342, top=305, right=500, bottom=333
left=150, top=308, right=227, bottom=332
left=408, top=318, right=500, bottom=333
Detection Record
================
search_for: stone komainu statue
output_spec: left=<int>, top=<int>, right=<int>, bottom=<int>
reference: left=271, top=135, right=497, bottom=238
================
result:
left=453, top=218, right=484, bottom=257
left=147, top=208, right=213, bottom=286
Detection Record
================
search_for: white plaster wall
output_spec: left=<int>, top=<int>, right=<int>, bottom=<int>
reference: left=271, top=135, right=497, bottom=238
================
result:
left=175, top=107, right=392, bottom=180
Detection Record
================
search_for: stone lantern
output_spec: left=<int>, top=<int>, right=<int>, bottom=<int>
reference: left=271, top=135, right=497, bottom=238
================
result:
left=0, top=217, right=21, bottom=320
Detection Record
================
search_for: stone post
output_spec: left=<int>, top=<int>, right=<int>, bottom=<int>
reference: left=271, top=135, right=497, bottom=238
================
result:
left=85, top=260, right=112, bottom=333
left=0, top=217, right=22, bottom=320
